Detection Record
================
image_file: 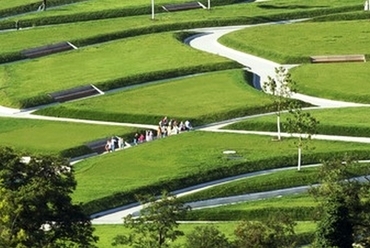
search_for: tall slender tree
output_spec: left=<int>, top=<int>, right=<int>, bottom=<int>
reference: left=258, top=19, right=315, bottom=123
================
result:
left=284, top=102, right=319, bottom=170
left=263, top=66, right=296, bottom=141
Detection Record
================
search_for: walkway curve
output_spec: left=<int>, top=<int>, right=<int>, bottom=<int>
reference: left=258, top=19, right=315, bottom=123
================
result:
left=91, top=21, right=370, bottom=224
left=1, top=20, right=370, bottom=224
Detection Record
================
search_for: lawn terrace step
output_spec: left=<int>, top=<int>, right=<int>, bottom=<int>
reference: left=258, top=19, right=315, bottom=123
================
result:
left=162, top=2, right=204, bottom=12
left=49, top=84, right=101, bottom=102
left=310, top=54, right=366, bottom=63
left=21, top=41, right=77, bottom=59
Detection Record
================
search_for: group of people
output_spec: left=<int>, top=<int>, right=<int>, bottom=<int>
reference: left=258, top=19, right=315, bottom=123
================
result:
left=104, top=117, right=193, bottom=153
left=133, top=130, right=154, bottom=145
left=157, top=116, right=193, bottom=138
left=104, top=136, right=129, bottom=152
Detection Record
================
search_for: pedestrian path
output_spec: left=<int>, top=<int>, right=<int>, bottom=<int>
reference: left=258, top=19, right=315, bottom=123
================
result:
left=1, top=21, right=370, bottom=225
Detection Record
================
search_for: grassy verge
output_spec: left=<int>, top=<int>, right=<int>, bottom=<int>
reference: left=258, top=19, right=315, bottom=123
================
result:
left=219, top=20, right=370, bottom=64
left=292, top=64, right=370, bottom=104
left=35, top=69, right=273, bottom=125
left=72, top=131, right=370, bottom=211
left=223, top=107, right=370, bottom=137
left=0, top=32, right=232, bottom=108
left=0, top=117, right=137, bottom=156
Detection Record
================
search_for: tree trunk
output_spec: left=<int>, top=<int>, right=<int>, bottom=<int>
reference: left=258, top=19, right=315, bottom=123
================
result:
left=277, top=115, right=281, bottom=140
left=297, top=147, right=301, bottom=171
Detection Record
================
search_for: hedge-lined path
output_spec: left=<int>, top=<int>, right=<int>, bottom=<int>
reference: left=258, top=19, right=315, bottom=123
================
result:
left=2, top=21, right=370, bottom=224
left=91, top=162, right=370, bottom=224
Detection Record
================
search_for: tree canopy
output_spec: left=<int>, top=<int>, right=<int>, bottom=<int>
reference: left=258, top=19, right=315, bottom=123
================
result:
left=0, top=147, right=97, bottom=248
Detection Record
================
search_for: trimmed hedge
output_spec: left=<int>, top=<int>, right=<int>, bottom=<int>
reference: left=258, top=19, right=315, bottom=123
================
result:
left=81, top=150, right=370, bottom=215
left=35, top=100, right=274, bottom=127
left=59, top=145, right=94, bottom=158
left=0, top=52, right=26, bottom=64
left=226, top=121, right=370, bottom=139
left=26, top=62, right=241, bottom=109
left=312, top=10, right=370, bottom=22
left=17, top=93, right=54, bottom=109
left=184, top=206, right=317, bottom=221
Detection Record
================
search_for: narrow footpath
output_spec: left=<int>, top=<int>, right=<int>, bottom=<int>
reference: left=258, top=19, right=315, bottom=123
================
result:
left=1, top=21, right=370, bottom=224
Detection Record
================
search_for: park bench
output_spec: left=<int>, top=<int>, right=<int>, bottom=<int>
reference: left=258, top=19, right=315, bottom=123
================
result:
left=162, top=2, right=204, bottom=12
left=310, top=54, right=366, bottom=63
left=49, top=85, right=101, bottom=103
left=21, top=41, right=77, bottom=58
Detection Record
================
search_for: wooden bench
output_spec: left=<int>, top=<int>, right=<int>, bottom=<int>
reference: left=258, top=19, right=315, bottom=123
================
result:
left=162, top=2, right=204, bottom=12
left=310, top=54, right=366, bottom=63
left=49, top=85, right=100, bottom=103
left=21, top=41, right=77, bottom=59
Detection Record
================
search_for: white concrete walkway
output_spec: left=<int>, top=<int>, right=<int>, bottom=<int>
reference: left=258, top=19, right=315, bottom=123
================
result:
left=91, top=23, right=370, bottom=224
left=1, top=21, right=370, bottom=224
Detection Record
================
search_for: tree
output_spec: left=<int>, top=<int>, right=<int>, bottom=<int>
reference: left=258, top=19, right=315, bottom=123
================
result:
left=112, top=191, right=190, bottom=248
left=233, top=214, right=296, bottom=248
left=0, top=147, right=98, bottom=248
left=284, top=102, right=319, bottom=170
left=263, top=66, right=297, bottom=141
left=186, top=225, right=231, bottom=248
left=310, top=157, right=370, bottom=247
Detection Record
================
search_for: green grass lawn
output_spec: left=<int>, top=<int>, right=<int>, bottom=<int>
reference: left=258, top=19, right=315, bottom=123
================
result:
left=0, top=0, right=360, bottom=55
left=0, top=32, right=230, bottom=107
left=0, top=0, right=41, bottom=10
left=0, top=0, right=360, bottom=31
left=219, top=20, right=370, bottom=63
left=223, top=107, right=370, bottom=136
left=72, top=131, right=370, bottom=204
left=94, top=220, right=316, bottom=247
left=35, top=69, right=273, bottom=125
left=0, top=117, right=136, bottom=155
left=292, top=64, right=370, bottom=104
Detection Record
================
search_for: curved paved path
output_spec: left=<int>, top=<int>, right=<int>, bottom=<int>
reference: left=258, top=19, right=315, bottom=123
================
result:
left=1, top=21, right=370, bottom=224
left=91, top=23, right=370, bottom=224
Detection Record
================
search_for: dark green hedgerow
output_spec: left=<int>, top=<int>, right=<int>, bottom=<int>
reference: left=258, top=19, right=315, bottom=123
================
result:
left=81, top=150, right=369, bottom=215
left=226, top=121, right=370, bottom=139
left=184, top=206, right=316, bottom=221
left=0, top=52, right=26, bottom=64
left=18, top=93, right=54, bottom=109
left=312, top=10, right=370, bottom=22
left=26, top=62, right=240, bottom=109
left=59, top=145, right=94, bottom=159
left=34, top=100, right=274, bottom=127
